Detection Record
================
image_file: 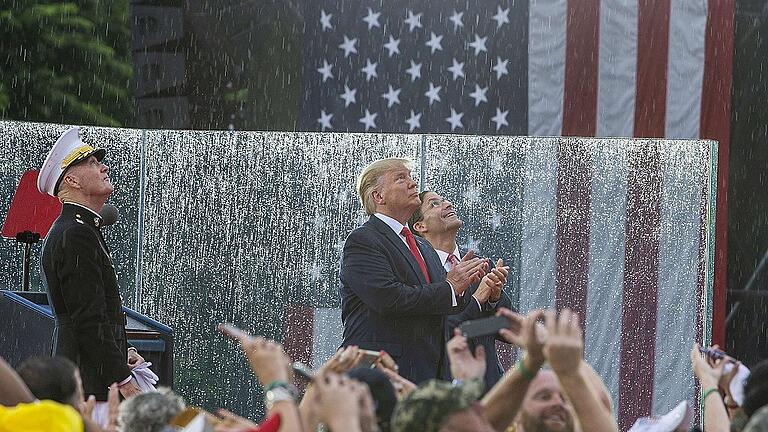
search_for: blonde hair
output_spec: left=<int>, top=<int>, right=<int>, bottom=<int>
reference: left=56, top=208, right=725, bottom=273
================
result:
left=357, top=158, right=413, bottom=215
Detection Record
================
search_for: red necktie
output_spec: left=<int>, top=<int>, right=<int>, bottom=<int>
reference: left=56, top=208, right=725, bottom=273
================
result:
left=400, top=227, right=431, bottom=283
left=447, top=254, right=458, bottom=269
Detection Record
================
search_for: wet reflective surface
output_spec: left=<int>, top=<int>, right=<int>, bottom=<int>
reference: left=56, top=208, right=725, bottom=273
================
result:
left=0, top=121, right=717, bottom=422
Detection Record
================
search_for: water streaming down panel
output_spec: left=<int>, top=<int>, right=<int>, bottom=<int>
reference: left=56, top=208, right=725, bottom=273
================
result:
left=138, top=130, right=420, bottom=414
left=0, top=121, right=142, bottom=298
left=653, top=139, right=715, bottom=416
left=0, top=121, right=717, bottom=425
left=424, top=134, right=718, bottom=424
left=422, top=134, right=526, bottom=307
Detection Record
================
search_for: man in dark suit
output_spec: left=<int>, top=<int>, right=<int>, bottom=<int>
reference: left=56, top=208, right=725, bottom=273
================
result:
left=340, top=158, right=488, bottom=384
left=409, top=190, right=513, bottom=391
left=37, top=127, right=142, bottom=411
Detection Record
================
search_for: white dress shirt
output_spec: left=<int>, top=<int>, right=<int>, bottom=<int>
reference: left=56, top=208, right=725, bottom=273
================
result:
left=373, top=213, right=458, bottom=306
left=374, top=213, right=417, bottom=249
left=435, top=246, right=489, bottom=310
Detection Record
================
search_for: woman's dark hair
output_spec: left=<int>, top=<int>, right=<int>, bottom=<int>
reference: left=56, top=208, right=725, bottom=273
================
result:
left=17, top=356, right=79, bottom=405
left=743, top=359, right=768, bottom=417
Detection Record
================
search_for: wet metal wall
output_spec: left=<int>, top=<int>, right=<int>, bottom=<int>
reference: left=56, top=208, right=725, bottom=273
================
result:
left=0, top=121, right=717, bottom=426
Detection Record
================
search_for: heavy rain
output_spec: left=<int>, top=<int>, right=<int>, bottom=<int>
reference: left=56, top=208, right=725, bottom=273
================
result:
left=0, top=0, right=766, bottom=431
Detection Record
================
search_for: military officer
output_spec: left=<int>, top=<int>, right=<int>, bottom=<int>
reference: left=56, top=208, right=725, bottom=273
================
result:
left=37, top=127, right=142, bottom=412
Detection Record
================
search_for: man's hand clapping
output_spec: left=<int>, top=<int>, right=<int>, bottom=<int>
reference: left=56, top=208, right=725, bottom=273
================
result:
left=474, top=259, right=509, bottom=303
left=446, top=250, right=488, bottom=296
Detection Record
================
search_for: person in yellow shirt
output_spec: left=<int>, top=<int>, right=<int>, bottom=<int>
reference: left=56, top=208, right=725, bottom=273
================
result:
left=0, top=400, right=83, bottom=432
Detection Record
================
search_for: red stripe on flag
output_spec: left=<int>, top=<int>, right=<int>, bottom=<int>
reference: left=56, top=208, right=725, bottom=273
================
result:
left=700, top=0, right=735, bottom=347
left=496, top=341, right=516, bottom=372
left=562, top=0, right=600, bottom=136
left=283, top=304, right=314, bottom=365
left=283, top=304, right=314, bottom=392
left=618, top=144, right=662, bottom=431
left=555, top=140, right=591, bottom=331
left=634, top=0, right=671, bottom=137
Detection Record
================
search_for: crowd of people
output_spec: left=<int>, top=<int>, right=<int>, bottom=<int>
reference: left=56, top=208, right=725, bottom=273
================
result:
left=1, top=132, right=765, bottom=431
left=1, top=307, right=767, bottom=431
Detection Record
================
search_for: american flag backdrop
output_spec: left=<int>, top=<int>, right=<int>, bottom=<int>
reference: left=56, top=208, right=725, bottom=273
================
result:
left=298, top=0, right=528, bottom=134
left=281, top=134, right=718, bottom=431
left=289, top=1, right=733, bottom=430
left=296, top=0, right=731, bottom=342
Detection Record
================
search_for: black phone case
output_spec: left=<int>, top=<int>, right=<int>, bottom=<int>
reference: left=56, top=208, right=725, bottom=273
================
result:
left=459, top=315, right=508, bottom=339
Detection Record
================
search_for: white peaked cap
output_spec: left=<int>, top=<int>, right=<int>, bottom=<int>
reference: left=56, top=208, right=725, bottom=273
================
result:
left=37, top=127, right=105, bottom=196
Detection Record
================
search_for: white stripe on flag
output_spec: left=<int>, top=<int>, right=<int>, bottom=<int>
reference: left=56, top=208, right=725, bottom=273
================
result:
left=584, top=141, right=628, bottom=412
left=652, top=144, right=703, bottom=415
left=528, top=0, right=567, bottom=136
left=665, top=0, right=708, bottom=138
left=519, top=139, right=558, bottom=312
left=312, top=307, right=343, bottom=368
left=596, top=0, right=638, bottom=137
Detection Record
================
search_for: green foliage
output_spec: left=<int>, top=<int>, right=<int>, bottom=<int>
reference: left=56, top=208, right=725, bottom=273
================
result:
left=185, top=2, right=302, bottom=130
left=223, top=88, right=249, bottom=104
left=0, top=83, right=9, bottom=111
left=0, top=0, right=133, bottom=126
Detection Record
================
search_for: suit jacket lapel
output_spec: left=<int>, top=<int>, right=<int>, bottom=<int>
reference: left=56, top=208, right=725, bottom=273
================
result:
left=367, top=216, right=428, bottom=284
left=418, top=238, right=446, bottom=281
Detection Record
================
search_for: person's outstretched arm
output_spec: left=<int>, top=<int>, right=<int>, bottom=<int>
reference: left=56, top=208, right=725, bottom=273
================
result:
left=219, top=325, right=304, bottom=432
left=0, top=356, right=34, bottom=406
left=691, top=344, right=730, bottom=432
left=544, top=309, right=618, bottom=432
left=481, top=308, right=546, bottom=430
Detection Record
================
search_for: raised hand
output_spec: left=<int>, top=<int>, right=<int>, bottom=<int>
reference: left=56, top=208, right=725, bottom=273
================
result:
left=690, top=343, right=731, bottom=432
left=244, top=337, right=292, bottom=386
left=218, top=324, right=292, bottom=386
left=377, top=365, right=417, bottom=400
left=106, top=384, right=120, bottom=432
left=691, top=343, right=727, bottom=389
left=80, top=394, right=95, bottom=417
left=497, top=308, right=547, bottom=363
left=350, top=380, right=378, bottom=432
left=542, top=309, right=584, bottom=376
left=319, top=345, right=364, bottom=375
left=313, top=372, right=363, bottom=431
left=447, top=329, right=486, bottom=381
left=702, top=344, right=741, bottom=399
left=374, top=350, right=399, bottom=373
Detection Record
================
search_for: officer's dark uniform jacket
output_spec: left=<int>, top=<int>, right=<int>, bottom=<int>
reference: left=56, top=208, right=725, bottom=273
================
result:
left=41, top=202, right=130, bottom=400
